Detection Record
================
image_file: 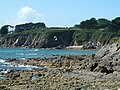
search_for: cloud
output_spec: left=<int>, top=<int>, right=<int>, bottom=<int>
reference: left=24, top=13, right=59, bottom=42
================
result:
left=17, top=6, right=42, bottom=24
left=0, top=6, right=42, bottom=28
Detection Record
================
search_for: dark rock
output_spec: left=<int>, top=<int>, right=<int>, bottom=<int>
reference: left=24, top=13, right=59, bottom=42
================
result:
left=95, top=66, right=114, bottom=74
left=90, top=63, right=98, bottom=71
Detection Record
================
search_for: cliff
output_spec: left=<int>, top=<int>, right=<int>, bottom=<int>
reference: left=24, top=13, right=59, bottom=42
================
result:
left=96, top=40, right=120, bottom=60
left=0, top=29, right=75, bottom=48
left=0, top=27, right=120, bottom=49
left=1, top=17, right=120, bottom=49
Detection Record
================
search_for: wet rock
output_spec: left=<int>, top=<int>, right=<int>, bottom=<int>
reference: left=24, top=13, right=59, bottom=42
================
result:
left=1, top=54, right=120, bottom=90
left=94, top=66, right=114, bottom=74
left=0, top=85, right=10, bottom=90
left=90, top=63, right=98, bottom=71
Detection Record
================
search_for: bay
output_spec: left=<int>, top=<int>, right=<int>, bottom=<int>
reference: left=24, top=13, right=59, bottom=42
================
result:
left=0, top=48, right=96, bottom=72
left=0, top=48, right=96, bottom=59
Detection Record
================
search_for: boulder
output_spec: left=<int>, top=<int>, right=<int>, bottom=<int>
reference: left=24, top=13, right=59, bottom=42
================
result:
left=96, top=42, right=120, bottom=60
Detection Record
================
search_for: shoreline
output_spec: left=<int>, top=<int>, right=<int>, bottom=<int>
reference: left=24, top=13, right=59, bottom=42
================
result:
left=0, top=45, right=98, bottom=50
left=0, top=54, right=120, bottom=90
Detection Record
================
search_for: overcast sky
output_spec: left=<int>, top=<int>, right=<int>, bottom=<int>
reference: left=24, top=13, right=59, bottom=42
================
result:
left=0, top=0, right=120, bottom=27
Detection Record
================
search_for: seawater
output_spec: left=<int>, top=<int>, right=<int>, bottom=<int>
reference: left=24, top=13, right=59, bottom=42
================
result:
left=0, top=48, right=96, bottom=71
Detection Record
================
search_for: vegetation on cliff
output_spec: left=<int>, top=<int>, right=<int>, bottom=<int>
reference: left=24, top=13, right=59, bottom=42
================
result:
left=0, top=17, right=120, bottom=48
left=74, top=17, right=120, bottom=31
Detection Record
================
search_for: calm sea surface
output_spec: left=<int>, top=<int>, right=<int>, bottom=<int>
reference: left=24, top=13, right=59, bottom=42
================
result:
left=0, top=48, right=96, bottom=72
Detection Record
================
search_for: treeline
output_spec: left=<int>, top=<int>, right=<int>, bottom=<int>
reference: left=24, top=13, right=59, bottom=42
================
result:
left=1, top=17, right=120, bottom=35
left=0, top=22, right=46, bottom=34
left=74, top=17, right=120, bottom=31
left=15, top=22, right=46, bottom=32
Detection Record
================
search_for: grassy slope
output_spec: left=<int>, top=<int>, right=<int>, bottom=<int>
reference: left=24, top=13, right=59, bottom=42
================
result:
left=73, top=29, right=119, bottom=45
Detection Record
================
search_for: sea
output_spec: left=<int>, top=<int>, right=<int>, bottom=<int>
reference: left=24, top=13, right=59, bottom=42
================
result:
left=0, top=48, right=96, bottom=74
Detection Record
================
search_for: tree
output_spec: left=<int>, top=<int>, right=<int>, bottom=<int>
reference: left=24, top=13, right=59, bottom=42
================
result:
left=108, top=17, right=120, bottom=31
left=34, top=22, right=46, bottom=28
left=97, top=18, right=111, bottom=29
left=0, top=25, right=12, bottom=34
left=89, top=18, right=98, bottom=29
left=79, top=18, right=98, bottom=29
left=15, top=22, right=46, bottom=32
left=15, top=23, right=34, bottom=32
left=74, top=24, right=80, bottom=28
left=112, top=17, right=120, bottom=25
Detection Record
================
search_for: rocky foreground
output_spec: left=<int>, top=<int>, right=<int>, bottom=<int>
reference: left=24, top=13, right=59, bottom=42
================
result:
left=0, top=50, right=120, bottom=90
left=1, top=41, right=120, bottom=90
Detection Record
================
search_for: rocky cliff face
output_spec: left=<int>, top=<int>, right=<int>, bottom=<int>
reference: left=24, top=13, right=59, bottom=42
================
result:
left=1, top=27, right=119, bottom=49
left=96, top=42, right=120, bottom=60
left=0, top=30, right=75, bottom=48
left=95, top=41, right=120, bottom=72
left=44, top=30, right=75, bottom=48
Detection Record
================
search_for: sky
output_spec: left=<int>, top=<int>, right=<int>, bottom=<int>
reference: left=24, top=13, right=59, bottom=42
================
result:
left=0, top=0, right=120, bottom=27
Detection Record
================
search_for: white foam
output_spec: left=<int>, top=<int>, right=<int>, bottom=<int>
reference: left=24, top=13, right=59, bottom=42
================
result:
left=20, top=58, right=26, bottom=60
left=16, top=53, right=24, bottom=55
left=17, top=64, right=39, bottom=68
left=25, top=53, right=37, bottom=56
left=1, top=69, right=10, bottom=74
left=34, top=49, right=39, bottom=51
left=0, top=59, right=5, bottom=63
left=0, top=59, right=39, bottom=71
left=17, top=64, right=39, bottom=70
left=2, top=63, right=38, bottom=69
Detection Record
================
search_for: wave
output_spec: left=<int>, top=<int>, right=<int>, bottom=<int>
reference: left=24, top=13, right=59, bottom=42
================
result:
left=25, top=53, right=37, bottom=56
left=0, top=69, right=11, bottom=74
left=0, top=59, right=5, bottom=63
left=2, top=63, right=39, bottom=70
left=20, top=58, right=26, bottom=60
left=0, top=59, right=39, bottom=71
left=16, top=53, right=24, bottom=55
left=2, top=63, right=37, bottom=68
left=34, top=49, right=39, bottom=51
left=13, top=64, right=38, bottom=68
left=16, top=53, right=38, bottom=56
